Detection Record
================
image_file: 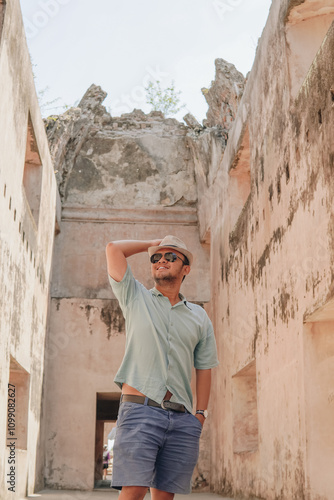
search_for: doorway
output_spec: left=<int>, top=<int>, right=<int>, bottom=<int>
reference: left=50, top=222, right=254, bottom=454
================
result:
left=94, top=392, right=120, bottom=489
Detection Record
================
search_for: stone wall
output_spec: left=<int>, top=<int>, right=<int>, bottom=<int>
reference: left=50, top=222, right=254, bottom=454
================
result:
left=186, top=58, right=245, bottom=244
left=2, top=0, right=334, bottom=498
left=0, top=1, right=58, bottom=498
left=186, top=0, right=334, bottom=498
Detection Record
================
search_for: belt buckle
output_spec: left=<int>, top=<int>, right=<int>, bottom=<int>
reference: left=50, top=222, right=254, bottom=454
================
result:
left=161, top=400, right=169, bottom=410
left=161, top=400, right=184, bottom=412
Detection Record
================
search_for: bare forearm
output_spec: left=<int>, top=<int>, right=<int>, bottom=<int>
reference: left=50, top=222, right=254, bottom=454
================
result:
left=106, top=239, right=161, bottom=282
left=195, top=369, right=211, bottom=425
left=109, top=239, right=161, bottom=258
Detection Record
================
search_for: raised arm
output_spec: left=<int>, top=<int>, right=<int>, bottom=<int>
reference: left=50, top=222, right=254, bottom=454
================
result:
left=106, top=239, right=162, bottom=282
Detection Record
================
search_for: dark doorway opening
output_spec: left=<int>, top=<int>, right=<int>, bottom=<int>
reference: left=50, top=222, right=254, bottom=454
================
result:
left=94, top=392, right=120, bottom=489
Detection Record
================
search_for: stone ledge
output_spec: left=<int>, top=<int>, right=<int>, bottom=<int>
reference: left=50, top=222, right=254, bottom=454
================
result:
left=61, top=205, right=198, bottom=225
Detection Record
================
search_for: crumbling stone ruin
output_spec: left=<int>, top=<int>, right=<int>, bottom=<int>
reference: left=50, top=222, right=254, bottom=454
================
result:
left=2, top=1, right=334, bottom=499
left=45, top=86, right=197, bottom=209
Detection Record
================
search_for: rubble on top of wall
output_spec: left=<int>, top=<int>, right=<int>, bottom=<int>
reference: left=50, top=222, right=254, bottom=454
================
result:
left=186, top=58, right=245, bottom=154
left=185, top=58, right=245, bottom=204
left=46, top=84, right=187, bottom=144
left=202, top=58, right=245, bottom=129
left=183, top=113, right=202, bottom=131
left=183, top=59, right=246, bottom=241
left=45, top=85, right=188, bottom=183
left=45, top=58, right=245, bottom=208
left=45, top=84, right=196, bottom=208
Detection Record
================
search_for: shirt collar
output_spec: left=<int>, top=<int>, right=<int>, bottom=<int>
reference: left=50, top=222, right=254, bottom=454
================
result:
left=151, top=288, right=192, bottom=310
left=179, top=292, right=192, bottom=310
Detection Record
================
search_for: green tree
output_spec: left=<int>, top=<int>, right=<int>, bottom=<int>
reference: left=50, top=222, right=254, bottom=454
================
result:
left=145, top=80, right=185, bottom=116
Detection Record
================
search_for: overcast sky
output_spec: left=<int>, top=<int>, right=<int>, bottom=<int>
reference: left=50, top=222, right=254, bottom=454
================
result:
left=19, top=0, right=272, bottom=122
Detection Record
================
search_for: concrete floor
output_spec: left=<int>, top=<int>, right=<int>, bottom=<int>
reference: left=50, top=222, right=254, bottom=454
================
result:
left=26, top=490, right=233, bottom=500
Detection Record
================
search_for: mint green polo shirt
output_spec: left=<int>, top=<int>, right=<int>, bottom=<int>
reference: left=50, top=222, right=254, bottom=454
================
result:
left=108, top=265, right=219, bottom=413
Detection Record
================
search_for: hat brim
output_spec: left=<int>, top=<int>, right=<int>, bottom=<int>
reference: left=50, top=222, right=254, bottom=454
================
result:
left=148, top=245, right=193, bottom=266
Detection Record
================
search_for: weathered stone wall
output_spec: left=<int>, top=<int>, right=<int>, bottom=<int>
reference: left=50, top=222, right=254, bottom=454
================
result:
left=187, top=1, right=334, bottom=498
left=187, top=58, right=245, bottom=244
left=46, top=86, right=197, bottom=210
left=44, top=87, right=212, bottom=490
left=3, top=0, right=334, bottom=497
left=201, top=58, right=245, bottom=129
left=0, top=1, right=58, bottom=498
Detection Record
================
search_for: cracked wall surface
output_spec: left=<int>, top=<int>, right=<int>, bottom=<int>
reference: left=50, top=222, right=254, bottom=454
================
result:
left=0, top=1, right=58, bottom=498
left=187, top=1, right=334, bottom=499
left=2, top=0, right=334, bottom=498
left=46, top=88, right=197, bottom=209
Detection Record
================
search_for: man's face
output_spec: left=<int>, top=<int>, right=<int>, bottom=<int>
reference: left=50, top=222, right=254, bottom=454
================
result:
left=151, top=248, right=190, bottom=285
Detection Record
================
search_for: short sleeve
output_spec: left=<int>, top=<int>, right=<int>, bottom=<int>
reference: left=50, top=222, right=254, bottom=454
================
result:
left=108, top=264, right=139, bottom=315
left=194, top=316, right=219, bottom=369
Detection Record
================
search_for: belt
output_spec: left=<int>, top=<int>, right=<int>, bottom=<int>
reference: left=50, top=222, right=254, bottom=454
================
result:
left=121, top=394, right=187, bottom=413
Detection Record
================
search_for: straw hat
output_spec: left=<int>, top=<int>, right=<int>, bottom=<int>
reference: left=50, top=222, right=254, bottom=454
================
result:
left=148, top=235, right=193, bottom=266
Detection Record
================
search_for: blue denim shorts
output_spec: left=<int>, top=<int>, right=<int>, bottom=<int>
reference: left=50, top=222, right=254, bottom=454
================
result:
left=112, top=400, right=203, bottom=494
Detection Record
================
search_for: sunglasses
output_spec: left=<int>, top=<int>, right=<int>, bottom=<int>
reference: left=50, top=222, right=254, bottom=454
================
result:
left=150, top=252, right=187, bottom=265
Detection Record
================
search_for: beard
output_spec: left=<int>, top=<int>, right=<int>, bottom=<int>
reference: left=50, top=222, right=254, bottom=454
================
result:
left=154, top=274, right=178, bottom=285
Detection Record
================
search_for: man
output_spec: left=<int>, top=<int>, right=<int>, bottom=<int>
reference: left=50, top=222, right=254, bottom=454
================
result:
left=106, top=235, right=218, bottom=500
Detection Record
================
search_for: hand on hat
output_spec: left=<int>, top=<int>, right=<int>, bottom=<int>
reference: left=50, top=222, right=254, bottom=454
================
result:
left=150, top=239, right=163, bottom=247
